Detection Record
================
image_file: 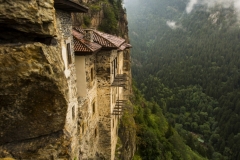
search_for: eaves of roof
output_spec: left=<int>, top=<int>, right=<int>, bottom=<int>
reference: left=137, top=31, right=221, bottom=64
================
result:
left=118, top=43, right=132, bottom=51
left=93, top=30, right=125, bottom=48
left=54, top=0, right=88, bottom=13
left=73, top=30, right=102, bottom=56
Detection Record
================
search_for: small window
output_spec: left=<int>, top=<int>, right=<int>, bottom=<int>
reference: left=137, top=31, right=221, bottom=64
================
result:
left=124, top=51, right=129, bottom=60
left=91, top=67, right=94, bottom=81
left=72, top=106, right=75, bottom=119
left=115, top=58, right=118, bottom=69
left=92, top=101, right=95, bottom=114
left=112, top=62, right=114, bottom=74
left=82, top=123, right=85, bottom=134
left=95, top=128, right=98, bottom=137
left=67, top=43, right=72, bottom=65
left=124, top=61, right=129, bottom=71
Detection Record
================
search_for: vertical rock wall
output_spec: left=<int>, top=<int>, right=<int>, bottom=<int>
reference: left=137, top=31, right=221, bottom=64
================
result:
left=0, top=0, right=56, bottom=36
left=0, top=1, right=77, bottom=159
left=96, top=50, right=119, bottom=160
left=0, top=43, right=67, bottom=145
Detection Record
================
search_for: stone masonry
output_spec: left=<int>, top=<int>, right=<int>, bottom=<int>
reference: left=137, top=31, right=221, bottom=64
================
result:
left=0, top=0, right=88, bottom=159
left=0, top=0, right=131, bottom=159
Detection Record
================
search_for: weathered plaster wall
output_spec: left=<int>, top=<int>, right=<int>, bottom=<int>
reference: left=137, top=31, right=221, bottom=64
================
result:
left=123, top=49, right=132, bottom=96
left=118, top=51, right=124, bottom=99
left=96, top=49, right=120, bottom=160
left=56, top=10, right=80, bottom=159
left=75, top=56, right=87, bottom=97
left=76, top=53, right=100, bottom=159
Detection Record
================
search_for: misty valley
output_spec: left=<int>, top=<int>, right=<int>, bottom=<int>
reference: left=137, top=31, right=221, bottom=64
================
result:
left=125, top=0, right=240, bottom=159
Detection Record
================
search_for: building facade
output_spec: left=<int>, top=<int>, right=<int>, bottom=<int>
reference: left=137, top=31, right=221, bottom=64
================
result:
left=0, top=0, right=131, bottom=159
left=73, top=28, right=131, bottom=159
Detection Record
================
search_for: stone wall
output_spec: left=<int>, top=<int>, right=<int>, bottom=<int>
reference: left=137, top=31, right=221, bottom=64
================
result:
left=76, top=53, right=100, bottom=159
left=0, top=1, right=133, bottom=159
left=123, top=49, right=132, bottom=96
left=56, top=10, right=80, bottom=159
left=96, top=49, right=121, bottom=160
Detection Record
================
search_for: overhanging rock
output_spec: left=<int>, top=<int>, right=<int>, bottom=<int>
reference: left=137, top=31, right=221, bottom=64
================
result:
left=0, top=43, right=68, bottom=145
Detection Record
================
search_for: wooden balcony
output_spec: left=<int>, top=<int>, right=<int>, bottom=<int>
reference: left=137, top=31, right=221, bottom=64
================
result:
left=111, top=74, right=128, bottom=88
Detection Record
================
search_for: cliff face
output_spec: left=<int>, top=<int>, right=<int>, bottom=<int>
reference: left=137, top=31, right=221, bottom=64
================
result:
left=0, top=0, right=71, bottom=159
left=0, top=0, right=135, bottom=159
left=73, top=0, right=129, bottom=38
left=0, top=43, right=67, bottom=145
left=0, top=0, right=56, bottom=36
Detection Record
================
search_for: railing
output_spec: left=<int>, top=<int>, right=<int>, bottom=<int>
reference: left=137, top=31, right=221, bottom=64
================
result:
left=111, top=73, right=128, bottom=88
left=111, top=100, right=127, bottom=116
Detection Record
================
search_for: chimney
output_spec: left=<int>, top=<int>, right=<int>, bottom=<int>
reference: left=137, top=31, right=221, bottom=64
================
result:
left=84, top=29, right=93, bottom=42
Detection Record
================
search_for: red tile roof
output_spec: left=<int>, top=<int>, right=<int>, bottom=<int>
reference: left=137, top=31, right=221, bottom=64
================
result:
left=73, top=27, right=126, bottom=49
left=93, top=30, right=125, bottom=49
left=72, top=29, right=102, bottom=55
left=118, top=43, right=132, bottom=51
left=73, top=27, right=84, bottom=34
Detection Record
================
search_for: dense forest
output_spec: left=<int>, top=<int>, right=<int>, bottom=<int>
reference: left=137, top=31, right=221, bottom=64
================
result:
left=125, top=0, right=240, bottom=159
left=128, top=83, right=207, bottom=160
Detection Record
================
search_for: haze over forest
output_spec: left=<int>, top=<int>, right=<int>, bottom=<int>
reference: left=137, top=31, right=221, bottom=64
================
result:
left=125, top=0, right=240, bottom=159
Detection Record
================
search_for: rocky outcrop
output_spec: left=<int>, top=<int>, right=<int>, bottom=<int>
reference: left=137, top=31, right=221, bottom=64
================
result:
left=0, top=0, right=56, bottom=36
left=0, top=130, right=73, bottom=159
left=115, top=107, right=136, bottom=160
left=0, top=43, right=68, bottom=145
left=0, top=0, right=83, bottom=158
left=72, top=0, right=129, bottom=38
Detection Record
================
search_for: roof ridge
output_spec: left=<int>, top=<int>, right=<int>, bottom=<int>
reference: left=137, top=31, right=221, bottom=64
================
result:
left=73, top=35, right=93, bottom=52
left=93, top=30, right=116, bottom=48
left=72, top=29, right=93, bottom=51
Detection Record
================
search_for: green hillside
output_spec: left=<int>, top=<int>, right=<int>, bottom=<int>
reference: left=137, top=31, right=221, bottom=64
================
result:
left=132, top=83, right=206, bottom=160
left=125, top=0, right=240, bottom=159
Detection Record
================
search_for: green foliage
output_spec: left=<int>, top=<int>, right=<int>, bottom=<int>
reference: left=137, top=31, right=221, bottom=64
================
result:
left=98, top=0, right=125, bottom=35
left=132, top=84, right=206, bottom=160
left=133, top=154, right=142, bottom=160
left=83, top=15, right=91, bottom=27
left=90, top=4, right=101, bottom=14
left=126, top=0, right=240, bottom=159
left=116, top=101, right=136, bottom=160
left=98, top=5, right=118, bottom=34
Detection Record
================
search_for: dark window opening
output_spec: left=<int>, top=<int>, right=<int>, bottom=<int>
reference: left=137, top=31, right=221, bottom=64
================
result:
left=91, top=67, right=94, bottom=81
left=67, top=43, right=72, bottom=65
left=82, top=123, right=85, bottom=134
left=72, top=106, right=75, bottom=119
left=92, top=102, right=95, bottom=114
left=112, top=62, right=114, bottom=74
left=95, top=128, right=97, bottom=137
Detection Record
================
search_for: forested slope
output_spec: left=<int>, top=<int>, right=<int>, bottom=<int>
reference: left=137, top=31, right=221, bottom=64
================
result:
left=125, top=0, right=240, bottom=159
left=131, top=83, right=206, bottom=160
